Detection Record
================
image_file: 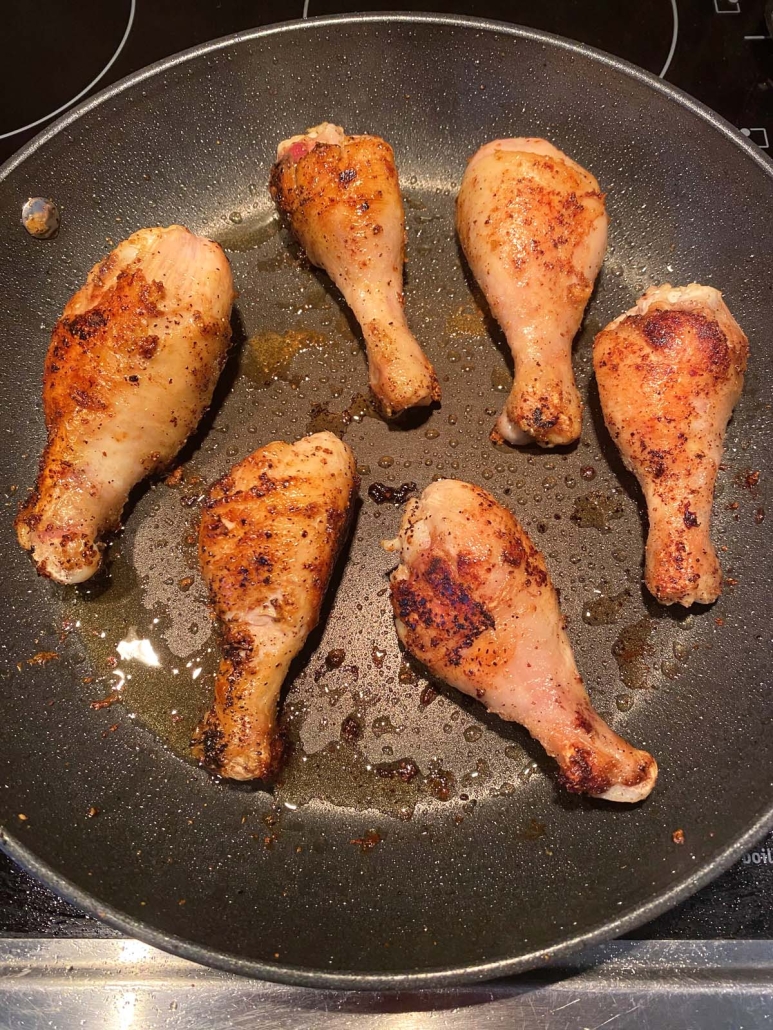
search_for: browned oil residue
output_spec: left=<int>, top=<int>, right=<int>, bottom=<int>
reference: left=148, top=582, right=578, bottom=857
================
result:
left=612, top=618, right=655, bottom=690
left=347, top=392, right=382, bottom=424
left=490, top=365, right=511, bottom=393
left=739, top=469, right=760, bottom=493
left=340, top=712, right=364, bottom=743
left=247, top=329, right=327, bottom=387
left=660, top=659, right=681, bottom=681
left=419, top=683, right=438, bottom=706
left=398, top=661, right=419, bottom=686
left=404, top=195, right=426, bottom=211
left=325, top=648, right=346, bottom=669
left=582, top=588, right=630, bottom=626
left=307, top=403, right=351, bottom=438
left=425, top=763, right=456, bottom=801
left=275, top=738, right=425, bottom=820
left=164, top=465, right=204, bottom=492
left=27, top=651, right=59, bottom=666
left=351, top=829, right=382, bottom=853
left=523, top=818, right=546, bottom=841
left=307, top=392, right=383, bottom=439
left=90, top=692, right=120, bottom=710
left=371, top=715, right=396, bottom=737
left=375, top=757, right=420, bottom=782
left=368, top=481, right=417, bottom=505
left=445, top=303, right=487, bottom=338
left=571, top=491, right=625, bottom=533
left=461, top=758, right=490, bottom=787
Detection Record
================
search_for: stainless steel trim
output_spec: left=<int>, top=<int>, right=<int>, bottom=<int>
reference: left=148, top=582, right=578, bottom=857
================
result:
left=0, top=938, right=770, bottom=1028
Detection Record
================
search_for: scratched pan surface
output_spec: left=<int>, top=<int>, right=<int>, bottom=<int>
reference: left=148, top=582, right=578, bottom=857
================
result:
left=0, top=14, right=771, bottom=988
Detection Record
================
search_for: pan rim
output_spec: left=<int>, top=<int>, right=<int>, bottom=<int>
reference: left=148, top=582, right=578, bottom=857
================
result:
left=1, top=11, right=772, bottom=990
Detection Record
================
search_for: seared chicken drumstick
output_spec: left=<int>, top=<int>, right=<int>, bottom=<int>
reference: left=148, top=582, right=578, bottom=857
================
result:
left=269, top=122, right=440, bottom=417
left=16, top=225, right=234, bottom=584
left=192, top=431, right=358, bottom=780
left=383, top=481, right=657, bottom=801
left=594, top=284, right=748, bottom=607
left=457, top=138, right=607, bottom=446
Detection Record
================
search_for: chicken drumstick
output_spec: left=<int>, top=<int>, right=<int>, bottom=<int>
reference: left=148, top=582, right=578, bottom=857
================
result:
left=594, top=284, right=748, bottom=606
left=383, top=480, right=657, bottom=802
left=270, top=122, right=439, bottom=417
left=192, top=431, right=358, bottom=780
left=457, top=138, right=607, bottom=447
left=16, top=225, right=234, bottom=584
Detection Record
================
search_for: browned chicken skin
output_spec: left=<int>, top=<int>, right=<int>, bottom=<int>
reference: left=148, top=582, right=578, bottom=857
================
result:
left=383, top=481, right=657, bottom=802
left=457, top=138, right=607, bottom=447
left=269, top=122, right=440, bottom=417
left=16, top=226, right=234, bottom=584
left=594, top=284, right=748, bottom=606
left=192, top=431, right=358, bottom=780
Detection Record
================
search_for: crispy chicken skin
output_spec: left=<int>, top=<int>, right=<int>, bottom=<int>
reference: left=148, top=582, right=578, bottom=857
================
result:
left=16, top=225, right=234, bottom=584
left=383, top=481, right=657, bottom=802
left=269, top=122, right=440, bottom=417
left=594, top=284, right=748, bottom=606
left=192, top=432, right=358, bottom=781
left=457, top=138, right=607, bottom=447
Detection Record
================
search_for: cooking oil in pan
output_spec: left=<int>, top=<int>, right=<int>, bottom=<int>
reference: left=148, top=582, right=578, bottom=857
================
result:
left=62, top=534, right=216, bottom=761
left=212, top=208, right=282, bottom=254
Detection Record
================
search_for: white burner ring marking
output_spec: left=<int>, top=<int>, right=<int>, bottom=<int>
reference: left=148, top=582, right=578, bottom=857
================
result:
left=0, top=0, right=136, bottom=140
left=659, top=0, right=679, bottom=79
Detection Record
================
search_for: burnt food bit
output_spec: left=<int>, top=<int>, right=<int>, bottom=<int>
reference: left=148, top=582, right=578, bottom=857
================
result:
left=368, top=481, right=417, bottom=505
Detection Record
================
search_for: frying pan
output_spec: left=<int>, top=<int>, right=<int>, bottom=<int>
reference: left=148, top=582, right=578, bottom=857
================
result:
left=0, top=14, right=771, bottom=990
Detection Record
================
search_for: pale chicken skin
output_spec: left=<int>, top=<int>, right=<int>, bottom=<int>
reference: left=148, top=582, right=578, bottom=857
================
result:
left=269, top=122, right=440, bottom=417
left=192, top=432, right=358, bottom=781
left=457, top=138, right=608, bottom=446
left=16, top=225, right=234, bottom=584
left=383, top=481, right=657, bottom=802
left=594, top=284, right=748, bottom=607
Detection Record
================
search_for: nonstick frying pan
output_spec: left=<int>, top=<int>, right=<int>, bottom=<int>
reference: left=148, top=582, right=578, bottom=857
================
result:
left=0, top=14, right=771, bottom=990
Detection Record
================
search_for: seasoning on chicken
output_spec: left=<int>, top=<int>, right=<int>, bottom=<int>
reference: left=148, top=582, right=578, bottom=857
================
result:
left=594, top=284, right=749, bottom=606
left=16, top=225, right=234, bottom=584
left=383, top=480, right=657, bottom=802
left=192, top=432, right=358, bottom=781
left=269, top=122, right=440, bottom=417
left=457, top=138, right=607, bottom=447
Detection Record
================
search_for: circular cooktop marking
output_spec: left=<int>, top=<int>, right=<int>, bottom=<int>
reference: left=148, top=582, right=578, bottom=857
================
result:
left=660, top=0, right=679, bottom=79
left=0, top=0, right=135, bottom=141
left=497, top=0, right=680, bottom=79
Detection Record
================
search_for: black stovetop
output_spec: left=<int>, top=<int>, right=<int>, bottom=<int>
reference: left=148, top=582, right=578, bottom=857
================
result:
left=0, top=0, right=771, bottom=940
